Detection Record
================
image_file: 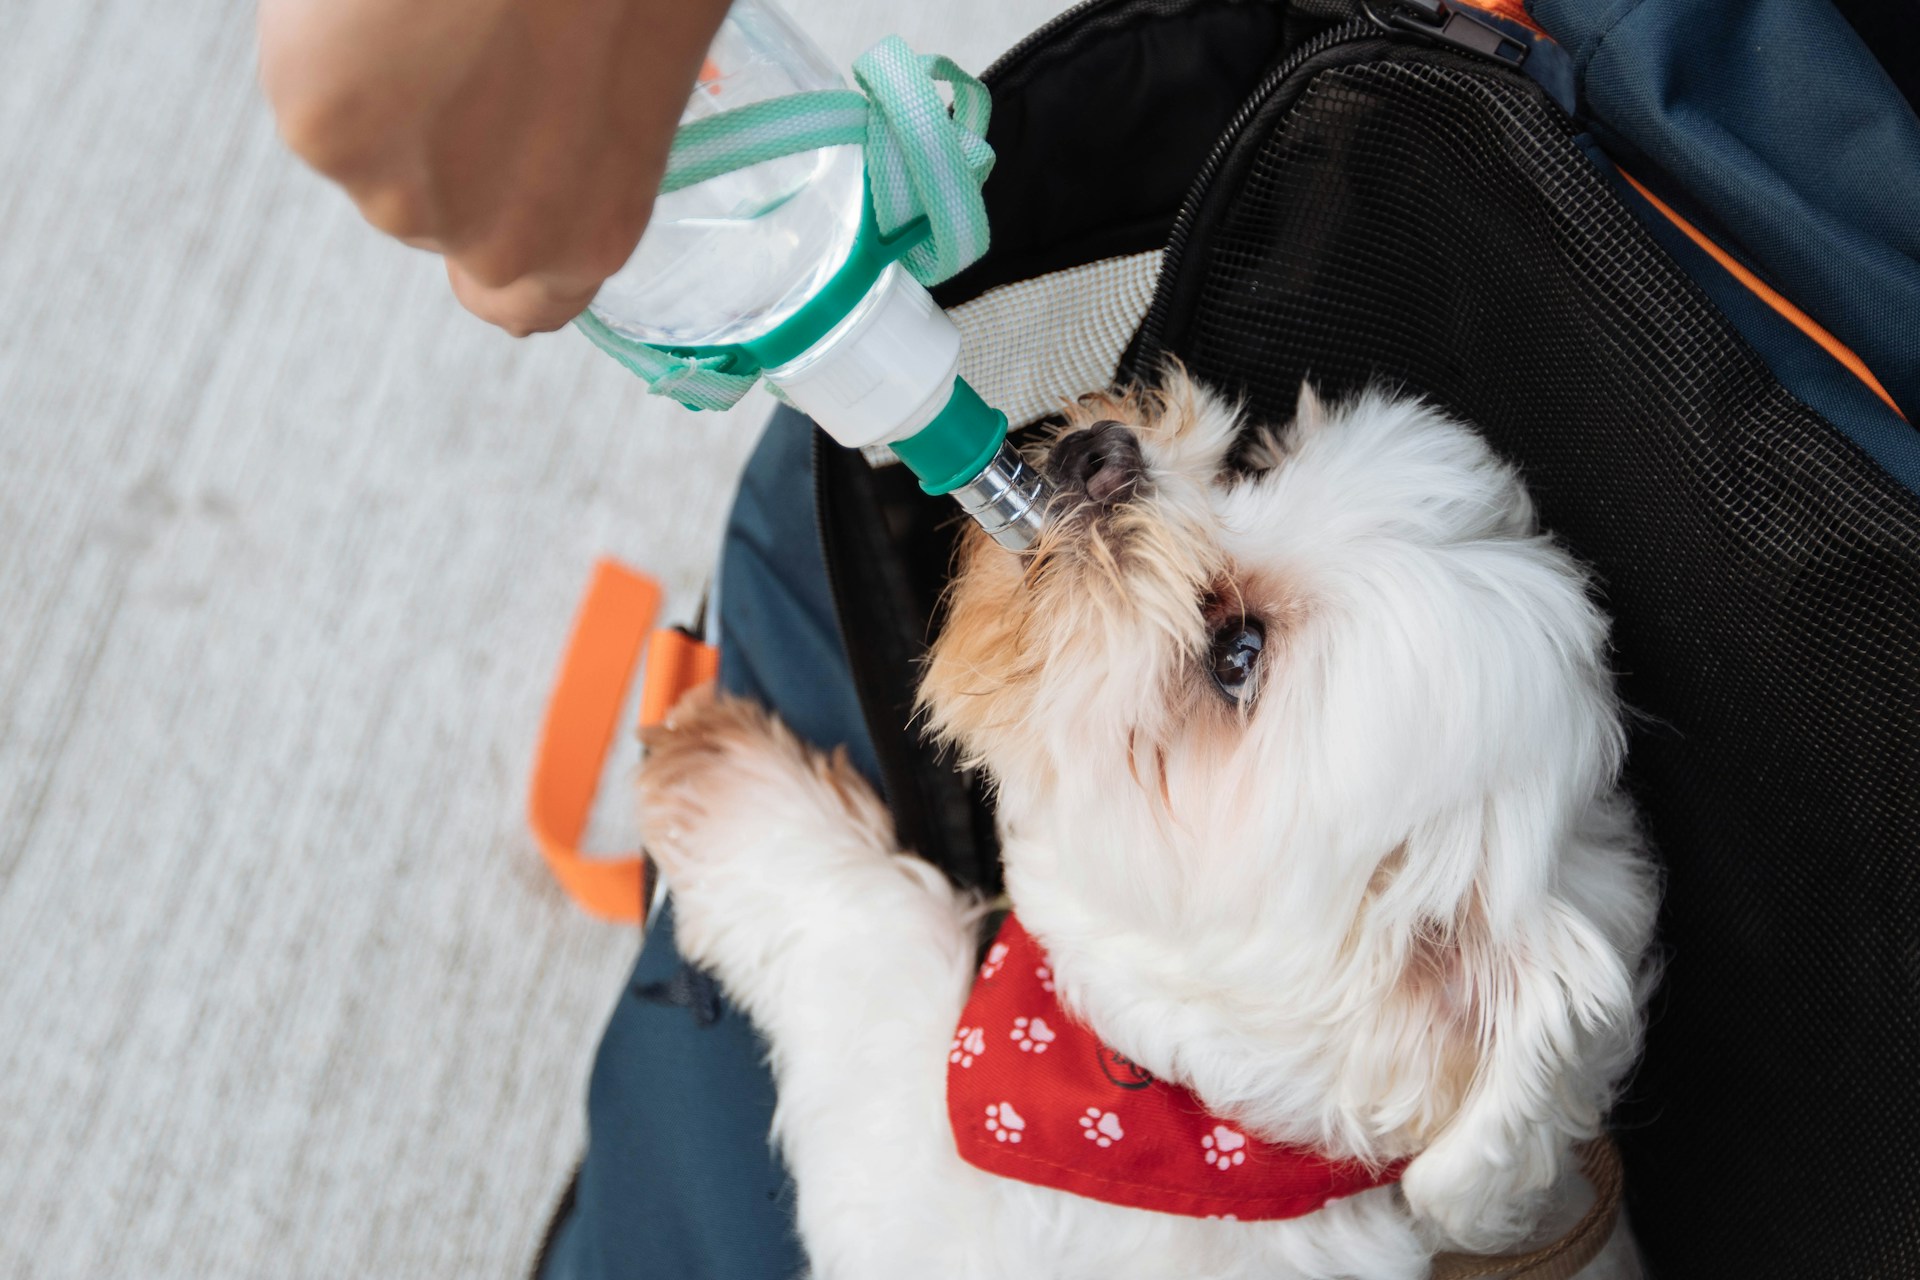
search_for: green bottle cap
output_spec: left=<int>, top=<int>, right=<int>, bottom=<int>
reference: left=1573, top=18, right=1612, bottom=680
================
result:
left=891, top=377, right=1009, bottom=495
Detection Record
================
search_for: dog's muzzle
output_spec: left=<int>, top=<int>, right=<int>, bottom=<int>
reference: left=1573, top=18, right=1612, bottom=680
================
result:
left=1048, top=420, right=1145, bottom=507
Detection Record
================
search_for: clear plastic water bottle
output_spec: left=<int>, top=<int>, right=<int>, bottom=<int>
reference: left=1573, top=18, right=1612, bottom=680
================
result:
left=584, top=0, right=1050, bottom=551
left=589, top=2, right=865, bottom=351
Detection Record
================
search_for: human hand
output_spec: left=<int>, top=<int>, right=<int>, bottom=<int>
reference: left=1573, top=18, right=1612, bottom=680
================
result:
left=259, top=0, right=731, bottom=335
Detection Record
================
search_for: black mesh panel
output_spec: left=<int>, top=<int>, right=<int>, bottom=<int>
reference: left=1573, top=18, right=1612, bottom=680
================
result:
left=1137, top=51, right=1920, bottom=1279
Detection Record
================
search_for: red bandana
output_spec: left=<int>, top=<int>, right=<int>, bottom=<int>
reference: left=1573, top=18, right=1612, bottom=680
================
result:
left=947, top=915, right=1405, bottom=1220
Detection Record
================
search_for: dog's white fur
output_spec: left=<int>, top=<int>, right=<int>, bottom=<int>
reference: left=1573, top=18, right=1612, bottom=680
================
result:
left=641, top=371, right=1658, bottom=1279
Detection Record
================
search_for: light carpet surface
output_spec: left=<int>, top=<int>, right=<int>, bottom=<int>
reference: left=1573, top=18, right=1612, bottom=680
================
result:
left=0, top=1, right=1074, bottom=1275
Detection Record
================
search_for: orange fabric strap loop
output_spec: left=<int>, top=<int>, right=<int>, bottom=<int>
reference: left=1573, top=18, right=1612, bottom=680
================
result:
left=640, top=627, right=721, bottom=731
left=528, top=558, right=718, bottom=925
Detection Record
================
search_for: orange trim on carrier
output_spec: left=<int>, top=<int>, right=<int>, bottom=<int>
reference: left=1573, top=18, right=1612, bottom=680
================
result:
left=1454, top=0, right=1546, bottom=36
left=1616, top=167, right=1906, bottom=421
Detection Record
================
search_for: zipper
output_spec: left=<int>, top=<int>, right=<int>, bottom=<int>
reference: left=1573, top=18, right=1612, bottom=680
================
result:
left=814, top=427, right=1006, bottom=889
left=1132, top=17, right=1379, bottom=359
left=809, top=427, right=893, bottom=811
left=1132, top=2, right=1528, bottom=362
left=979, top=0, right=1177, bottom=87
left=1358, top=0, right=1529, bottom=65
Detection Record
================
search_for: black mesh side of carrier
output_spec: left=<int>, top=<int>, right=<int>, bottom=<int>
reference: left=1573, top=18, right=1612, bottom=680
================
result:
left=1127, top=46, right=1920, bottom=1278
left=823, top=6, right=1918, bottom=1271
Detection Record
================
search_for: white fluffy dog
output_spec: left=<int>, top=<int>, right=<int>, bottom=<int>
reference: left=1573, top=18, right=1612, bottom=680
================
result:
left=640, top=370, right=1658, bottom=1279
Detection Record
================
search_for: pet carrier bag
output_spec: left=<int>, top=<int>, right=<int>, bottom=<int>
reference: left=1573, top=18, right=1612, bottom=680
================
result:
left=536, top=2, right=1919, bottom=1277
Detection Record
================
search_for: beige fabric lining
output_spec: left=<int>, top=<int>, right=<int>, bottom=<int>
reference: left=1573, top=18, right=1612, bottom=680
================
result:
left=950, top=249, right=1164, bottom=431
left=863, top=250, right=1164, bottom=467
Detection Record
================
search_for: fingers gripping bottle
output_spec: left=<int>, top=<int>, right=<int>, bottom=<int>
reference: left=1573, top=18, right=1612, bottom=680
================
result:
left=581, top=0, right=1051, bottom=551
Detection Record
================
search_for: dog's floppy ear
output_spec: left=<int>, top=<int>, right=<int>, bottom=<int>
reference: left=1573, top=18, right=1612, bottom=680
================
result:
left=1294, top=381, right=1327, bottom=434
left=1235, top=382, right=1327, bottom=474
left=1394, top=791, right=1647, bottom=1251
left=1236, top=424, right=1288, bottom=474
left=1284, top=381, right=1340, bottom=453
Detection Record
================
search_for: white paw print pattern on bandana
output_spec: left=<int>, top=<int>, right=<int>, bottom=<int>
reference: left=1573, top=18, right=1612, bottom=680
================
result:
left=1202, top=1125, right=1248, bottom=1169
left=979, top=942, right=1010, bottom=980
left=1035, top=964, right=1055, bottom=992
left=1078, top=1107, right=1124, bottom=1148
left=984, top=1102, right=1025, bottom=1143
left=1009, top=1015, right=1056, bottom=1053
left=949, top=1025, right=986, bottom=1068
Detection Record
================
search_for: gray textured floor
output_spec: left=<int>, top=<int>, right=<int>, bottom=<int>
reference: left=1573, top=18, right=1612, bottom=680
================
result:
left=0, top=1, right=1071, bottom=1275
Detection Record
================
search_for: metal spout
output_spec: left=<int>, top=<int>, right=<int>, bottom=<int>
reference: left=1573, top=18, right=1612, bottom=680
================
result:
left=949, top=442, right=1053, bottom=552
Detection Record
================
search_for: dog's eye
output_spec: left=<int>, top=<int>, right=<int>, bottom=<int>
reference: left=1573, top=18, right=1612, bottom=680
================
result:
left=1209, top=619, right=1265, bottom=703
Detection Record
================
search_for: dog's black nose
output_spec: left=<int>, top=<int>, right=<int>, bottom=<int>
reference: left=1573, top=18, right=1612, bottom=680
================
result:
left=1049, top=420, right=1143, bottom=505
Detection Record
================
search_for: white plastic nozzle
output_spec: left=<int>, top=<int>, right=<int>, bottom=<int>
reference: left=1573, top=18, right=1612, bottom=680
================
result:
left=762, top=265, right=961, bottom=451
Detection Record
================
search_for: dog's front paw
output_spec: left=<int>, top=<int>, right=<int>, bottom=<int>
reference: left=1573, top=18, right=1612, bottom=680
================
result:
left=640, top=689, right=896, bottom=897
left=638, top=690, right=772, bottom=882
left=638, top=692, right=919, bottom=1011
left=642, top=693, right=842, bottom=870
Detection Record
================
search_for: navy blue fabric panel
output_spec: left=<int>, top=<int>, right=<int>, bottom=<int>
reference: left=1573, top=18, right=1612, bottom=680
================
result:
left=1533, top=0, right=1920, bottom=424
left=540, top=407, right=871, bottom=1280
left=546, top=898, right=802, bottom=1280
left=1577, top=136, right=1920, bottom=493
left=715, top=412, right=881, bottom=784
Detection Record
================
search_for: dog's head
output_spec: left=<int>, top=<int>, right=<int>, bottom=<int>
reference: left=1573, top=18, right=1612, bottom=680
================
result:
left=921, top=368, right=1654, bottom=1248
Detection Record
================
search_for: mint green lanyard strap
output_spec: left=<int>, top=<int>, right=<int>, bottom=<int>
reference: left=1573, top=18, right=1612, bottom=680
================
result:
left=576, top=36, right=995, bottom=413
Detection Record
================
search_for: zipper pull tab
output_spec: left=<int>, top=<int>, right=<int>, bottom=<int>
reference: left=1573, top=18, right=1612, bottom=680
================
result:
left=1362, top=0, right=1529, bottom=66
